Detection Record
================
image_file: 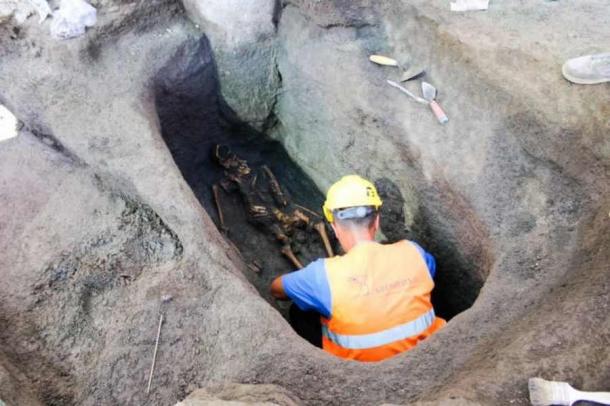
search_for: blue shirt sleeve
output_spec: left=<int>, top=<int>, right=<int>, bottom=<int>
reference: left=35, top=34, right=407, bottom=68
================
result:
left=411, top=241, right=436, bottom=279
left=281, top=259, right=332, bottom=318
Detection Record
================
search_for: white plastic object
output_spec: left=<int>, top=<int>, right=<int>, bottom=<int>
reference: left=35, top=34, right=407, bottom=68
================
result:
left=50, top=0, right=97, bottom=40
left=0, top=105, right=18, bottom=142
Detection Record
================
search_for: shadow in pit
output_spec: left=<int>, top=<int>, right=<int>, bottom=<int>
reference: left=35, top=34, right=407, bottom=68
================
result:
left=375, top=178, right=491, bottom=320
left=152, top=36, right=333, bottom=317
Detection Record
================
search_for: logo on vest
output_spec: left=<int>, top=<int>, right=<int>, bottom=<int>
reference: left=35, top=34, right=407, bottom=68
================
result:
left=347, top=275, right=415, bottom=297
left=372, top=277, right=413, bottom=295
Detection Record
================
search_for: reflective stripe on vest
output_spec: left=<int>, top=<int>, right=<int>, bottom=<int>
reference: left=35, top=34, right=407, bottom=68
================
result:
left=322, top=308, right=436, bottom=350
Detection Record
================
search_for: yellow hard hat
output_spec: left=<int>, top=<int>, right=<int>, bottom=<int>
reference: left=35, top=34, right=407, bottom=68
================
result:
left=323, top=175, right=382, bottom=222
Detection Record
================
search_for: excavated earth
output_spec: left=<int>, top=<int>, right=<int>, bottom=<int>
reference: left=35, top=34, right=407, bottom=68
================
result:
left=0, top=0, right=608, bottom=405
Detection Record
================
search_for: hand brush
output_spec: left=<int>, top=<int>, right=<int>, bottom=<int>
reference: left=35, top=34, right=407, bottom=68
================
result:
left=529, top=377, right=610, bottom=406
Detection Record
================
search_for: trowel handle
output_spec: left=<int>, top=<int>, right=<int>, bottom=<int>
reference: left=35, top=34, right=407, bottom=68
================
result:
left=429, top=100, right=448, bottom=124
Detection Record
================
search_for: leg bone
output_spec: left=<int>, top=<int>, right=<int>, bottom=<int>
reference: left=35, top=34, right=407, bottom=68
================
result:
left=314, top=222, right=334, bottom=257
left=281, top=245, right=304, bottom=269
left=262, top=165, right=288, bottom=207
left=293, top=209, right=310, bottom=225
left=212, top=184, right=227, bottom=232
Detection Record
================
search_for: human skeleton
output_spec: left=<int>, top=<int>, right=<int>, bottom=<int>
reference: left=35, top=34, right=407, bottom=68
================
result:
left=212, top=144, right=334, bottom=268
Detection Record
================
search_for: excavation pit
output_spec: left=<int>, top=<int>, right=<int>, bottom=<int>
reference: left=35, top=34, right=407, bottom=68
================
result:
left=153, top=37, right=491, bottom=325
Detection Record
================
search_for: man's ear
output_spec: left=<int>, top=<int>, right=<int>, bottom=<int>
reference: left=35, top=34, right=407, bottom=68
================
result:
left=330, top=222, right=338, bottom=236
left=372, top=213, right=381, bottom=232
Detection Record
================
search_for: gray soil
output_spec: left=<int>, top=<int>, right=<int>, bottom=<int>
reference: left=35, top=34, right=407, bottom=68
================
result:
left=0, top=0, right=608, bottom=405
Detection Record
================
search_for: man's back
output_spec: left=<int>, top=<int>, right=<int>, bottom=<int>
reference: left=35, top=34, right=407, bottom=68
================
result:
left=321, top=240, right=445, bottom=361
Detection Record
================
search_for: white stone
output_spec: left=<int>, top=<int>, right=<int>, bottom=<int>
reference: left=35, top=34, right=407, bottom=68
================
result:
left=0, top=1, right=19, bottom=24
left=181, top=0, right=276, bottom=47
left=0, top=1, right=37, bottom=25
left=179, top=0, right=280, bottom=130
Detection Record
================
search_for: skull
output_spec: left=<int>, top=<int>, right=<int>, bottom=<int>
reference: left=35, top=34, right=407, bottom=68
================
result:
left=213, top=144, right=251, bottom=176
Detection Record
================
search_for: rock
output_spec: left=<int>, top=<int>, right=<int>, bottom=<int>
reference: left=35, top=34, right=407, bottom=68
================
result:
left=0, top=0, right=32, bottom=25
left=181, top=0, right=276, bottom=46
left=181, top=0, right=280, bottom=130
left=0, top=2, right=16, bottom=24
left=177, top=384, right=302, bottom=406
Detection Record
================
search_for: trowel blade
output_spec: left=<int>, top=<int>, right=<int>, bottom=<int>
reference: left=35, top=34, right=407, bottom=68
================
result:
left=400, top=66, right=425, bottom=82
left=421, top=81, right=437, bottom=101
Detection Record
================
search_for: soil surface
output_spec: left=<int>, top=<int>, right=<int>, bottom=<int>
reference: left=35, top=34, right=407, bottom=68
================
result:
left=0, top=1, right=608, bottom=405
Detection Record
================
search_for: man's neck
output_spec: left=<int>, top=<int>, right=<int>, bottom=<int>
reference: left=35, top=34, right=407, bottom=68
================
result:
left=342, top=234, right=376, bottom=252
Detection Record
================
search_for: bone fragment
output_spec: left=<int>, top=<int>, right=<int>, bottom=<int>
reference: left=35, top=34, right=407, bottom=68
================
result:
left=293, top=209, right=310, bottom=225
left=294, top=204, right=322, bottom=218
left=248, top=262, right=262, bottom=273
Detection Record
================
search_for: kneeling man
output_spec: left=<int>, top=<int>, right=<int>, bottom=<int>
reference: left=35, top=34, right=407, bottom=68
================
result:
left=271, top=175, right=445, bottom=362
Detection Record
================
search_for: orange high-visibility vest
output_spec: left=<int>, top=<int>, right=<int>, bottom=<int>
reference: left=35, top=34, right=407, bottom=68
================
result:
left=321, top=240, right=445, bottom=362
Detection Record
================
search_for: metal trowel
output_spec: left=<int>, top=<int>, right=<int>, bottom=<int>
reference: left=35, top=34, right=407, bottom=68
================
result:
left=387, top=80, right=428, bottom=104
left=421, top=82, right=448, bottom=124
